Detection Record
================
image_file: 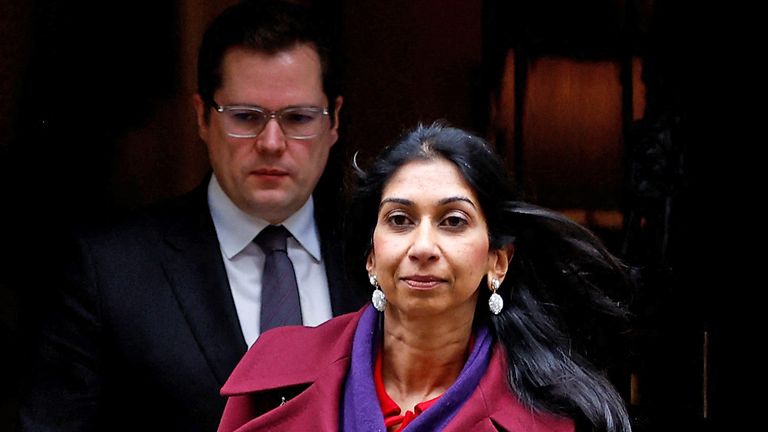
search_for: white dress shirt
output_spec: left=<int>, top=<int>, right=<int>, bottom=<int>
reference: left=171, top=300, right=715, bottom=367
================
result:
left=207, top=176, right=333, bottom=347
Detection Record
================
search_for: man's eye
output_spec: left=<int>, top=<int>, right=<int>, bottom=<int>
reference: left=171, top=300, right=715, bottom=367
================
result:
left=283, top=111, right=317, bottom=125
left=231, top=111, right=262, bottom=123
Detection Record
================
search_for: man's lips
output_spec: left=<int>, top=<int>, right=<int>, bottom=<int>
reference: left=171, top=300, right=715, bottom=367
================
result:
left=252, top=168, right=289, bottom=177
left=401, top=275, right=446, bottom=290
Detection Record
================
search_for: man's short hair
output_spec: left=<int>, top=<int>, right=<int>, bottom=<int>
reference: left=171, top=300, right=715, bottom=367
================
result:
left=197, top=0, right=338, bottom=114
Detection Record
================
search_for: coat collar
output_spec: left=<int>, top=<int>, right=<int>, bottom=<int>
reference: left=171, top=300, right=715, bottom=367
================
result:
left=444, top=345, right=574, bottom=432
left=217, top=309, right=364, bottom=432
left=221, top=307, right=363, bottom=395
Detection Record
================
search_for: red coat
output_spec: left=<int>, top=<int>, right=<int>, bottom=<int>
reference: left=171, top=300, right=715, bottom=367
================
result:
left=219, top=308, right=574, bottom=432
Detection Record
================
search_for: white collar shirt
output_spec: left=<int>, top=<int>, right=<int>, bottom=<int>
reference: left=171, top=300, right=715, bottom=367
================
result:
left=208, top=175, right=333, bottom=347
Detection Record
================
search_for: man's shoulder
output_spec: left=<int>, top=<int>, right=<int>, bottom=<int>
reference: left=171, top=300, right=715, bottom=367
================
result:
left=78, top=185, right=209, bottom=247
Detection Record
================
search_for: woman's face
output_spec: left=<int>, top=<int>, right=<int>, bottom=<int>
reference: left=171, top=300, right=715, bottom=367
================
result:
left=367, top=158, right=510, bottom=319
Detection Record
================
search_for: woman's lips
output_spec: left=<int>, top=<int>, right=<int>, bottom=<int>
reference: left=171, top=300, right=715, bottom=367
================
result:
left=401, top=275, right=446, bottom=290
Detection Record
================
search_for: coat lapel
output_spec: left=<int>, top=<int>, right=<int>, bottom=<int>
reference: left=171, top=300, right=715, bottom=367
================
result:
left=160, top=185, right=247, bottom=387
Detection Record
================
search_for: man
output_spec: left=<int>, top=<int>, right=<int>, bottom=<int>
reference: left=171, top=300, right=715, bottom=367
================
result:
left=19, top=1, right=367, bottom=430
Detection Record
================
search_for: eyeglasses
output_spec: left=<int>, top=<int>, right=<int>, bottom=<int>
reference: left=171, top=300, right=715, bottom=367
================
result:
left=211, top=100, right=330, bottom=139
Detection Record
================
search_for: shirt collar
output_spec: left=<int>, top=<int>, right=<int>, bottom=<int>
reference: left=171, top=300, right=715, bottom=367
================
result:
left=207, top=175, right=322, bottom=261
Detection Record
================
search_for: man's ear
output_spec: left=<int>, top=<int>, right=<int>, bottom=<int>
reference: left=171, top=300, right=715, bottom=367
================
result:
left=192, top=94, right=209, bottom=141
left=328, top=95, right=343, bottom=146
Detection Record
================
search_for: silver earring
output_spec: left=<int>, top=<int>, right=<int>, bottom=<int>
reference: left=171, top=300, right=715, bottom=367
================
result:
left=488, top=278, right=503, bottom=315
left=369, top=274, right=387, bottom=312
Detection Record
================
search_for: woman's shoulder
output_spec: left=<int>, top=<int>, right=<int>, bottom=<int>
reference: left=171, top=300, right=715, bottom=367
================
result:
left=453, top=344, right=575, bottom=432
left=253, top=308, right=363, bottom=358
left=221, top=306, right=367, bottom=396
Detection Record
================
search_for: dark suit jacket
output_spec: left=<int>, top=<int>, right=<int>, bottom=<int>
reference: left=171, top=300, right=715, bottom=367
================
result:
left=218, top=306, right=574, bottom=432
left=18, top=182, right=367, bottom=431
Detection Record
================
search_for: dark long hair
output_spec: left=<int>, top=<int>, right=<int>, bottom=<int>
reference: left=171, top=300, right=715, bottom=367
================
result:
left=346, top=123, right=632, bottom=432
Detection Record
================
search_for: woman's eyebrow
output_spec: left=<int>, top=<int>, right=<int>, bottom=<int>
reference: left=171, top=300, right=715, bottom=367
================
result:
left=379, top=197, right=413, bottom=208
left=379, top=196, right=477, bottom=209
left=438, top=196, right=476, bottom=209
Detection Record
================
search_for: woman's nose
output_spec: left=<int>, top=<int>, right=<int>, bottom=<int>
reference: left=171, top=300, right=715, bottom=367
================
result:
left=408, top=222, right=439, bottom=262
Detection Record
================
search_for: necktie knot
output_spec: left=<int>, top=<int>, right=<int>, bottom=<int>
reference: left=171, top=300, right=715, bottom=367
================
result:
left=255, top=225, right=289, bottom=253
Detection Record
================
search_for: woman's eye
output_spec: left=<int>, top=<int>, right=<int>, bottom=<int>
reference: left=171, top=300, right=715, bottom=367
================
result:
left=387, top=214, right=412, bottom=226
left=441, top=215, right=468, bottom=228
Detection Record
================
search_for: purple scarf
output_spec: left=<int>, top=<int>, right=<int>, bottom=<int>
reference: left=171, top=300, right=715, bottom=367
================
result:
left=341, top=305, right=493, bottom=432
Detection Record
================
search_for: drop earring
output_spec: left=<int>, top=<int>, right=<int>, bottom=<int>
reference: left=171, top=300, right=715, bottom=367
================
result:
left=488, top=278, right=503, bottom=315
left=369, top=274, right=387, bottom=312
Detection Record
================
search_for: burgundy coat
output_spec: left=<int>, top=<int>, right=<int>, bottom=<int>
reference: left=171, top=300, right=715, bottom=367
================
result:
left=218, top=308, right=574, bottom=432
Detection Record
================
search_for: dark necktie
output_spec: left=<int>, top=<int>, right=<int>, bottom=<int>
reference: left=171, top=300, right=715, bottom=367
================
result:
left=255, top=225, right=303, bottom=332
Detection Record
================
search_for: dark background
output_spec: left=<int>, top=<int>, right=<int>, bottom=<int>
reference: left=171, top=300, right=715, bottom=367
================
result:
left=1, top=0, right=745, bottom=430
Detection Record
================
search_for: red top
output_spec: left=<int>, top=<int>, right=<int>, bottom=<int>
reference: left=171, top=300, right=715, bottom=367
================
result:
left=374, top=348, right=441, bottom=431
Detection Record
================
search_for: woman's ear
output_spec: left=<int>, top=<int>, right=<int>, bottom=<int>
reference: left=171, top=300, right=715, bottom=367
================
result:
left=487, top=243, right=514, bottom=282
left=366, top=251, right=375, bottom=274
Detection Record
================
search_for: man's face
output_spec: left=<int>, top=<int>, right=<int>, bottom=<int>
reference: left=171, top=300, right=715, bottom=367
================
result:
left=195, top=44, right=342, bottom=223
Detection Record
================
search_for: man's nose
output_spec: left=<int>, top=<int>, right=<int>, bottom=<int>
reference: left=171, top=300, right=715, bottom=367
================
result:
left=256, top=118, right=287, bottom=153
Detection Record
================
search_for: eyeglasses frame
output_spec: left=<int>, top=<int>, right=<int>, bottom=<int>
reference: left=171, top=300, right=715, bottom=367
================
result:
left=210, top=99, right=331, bottom=140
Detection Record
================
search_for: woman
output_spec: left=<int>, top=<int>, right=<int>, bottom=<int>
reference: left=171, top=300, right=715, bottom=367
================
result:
left=218, top=123, right=632, bottom=432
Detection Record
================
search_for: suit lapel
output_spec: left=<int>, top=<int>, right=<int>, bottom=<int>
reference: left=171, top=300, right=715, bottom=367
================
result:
left=160, top=185, right=247, bottom=387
